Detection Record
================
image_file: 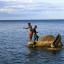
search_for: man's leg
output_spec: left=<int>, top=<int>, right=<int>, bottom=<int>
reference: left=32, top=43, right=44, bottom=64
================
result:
left=29, top=32, right=33, bottom=41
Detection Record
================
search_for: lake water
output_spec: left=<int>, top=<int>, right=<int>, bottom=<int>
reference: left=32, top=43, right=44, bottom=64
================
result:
left=0, top=20, right=64, bottom=64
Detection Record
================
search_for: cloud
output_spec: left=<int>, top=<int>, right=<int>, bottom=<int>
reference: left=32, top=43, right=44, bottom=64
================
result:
left=0, top=8, right=16, bottom=13
left=0, top=0, right=33, bottom=3
left=33, top=0, right=64, bottom=4
left=0, top=0, right=16, bottom=2
left=15, top=0, right=33, bottom=3
left=0, top=0, right=64, bottom=19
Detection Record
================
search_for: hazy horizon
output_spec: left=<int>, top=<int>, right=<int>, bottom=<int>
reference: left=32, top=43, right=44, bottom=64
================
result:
left=0, top=19, right=64, bottom=20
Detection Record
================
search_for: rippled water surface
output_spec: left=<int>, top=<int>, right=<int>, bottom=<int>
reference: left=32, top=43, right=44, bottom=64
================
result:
left=0, top=20, right=64, bottom=64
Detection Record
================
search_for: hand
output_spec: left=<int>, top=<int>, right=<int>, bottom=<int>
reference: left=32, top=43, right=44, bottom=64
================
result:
left=23, top=27, right=28, bottom=29
left=23, top=27, right=25, bottom=29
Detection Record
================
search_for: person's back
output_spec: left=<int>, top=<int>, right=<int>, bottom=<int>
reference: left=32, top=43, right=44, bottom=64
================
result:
left=33, top=27, right=37, bottom=34
left=33, top=25, right=39, bottom=42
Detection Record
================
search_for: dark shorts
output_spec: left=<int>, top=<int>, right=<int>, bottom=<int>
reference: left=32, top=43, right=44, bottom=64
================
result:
left=33, top=34, right=39, bottom=41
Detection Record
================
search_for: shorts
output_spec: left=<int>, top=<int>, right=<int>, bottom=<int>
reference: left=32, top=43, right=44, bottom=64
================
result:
left=29, top=31, right=33, bottom=39
left=33, top=33, right=39, bottom=41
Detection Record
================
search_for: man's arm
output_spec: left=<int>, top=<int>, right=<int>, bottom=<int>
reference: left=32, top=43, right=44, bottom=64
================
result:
left=23, top=27, right=29, bottom=29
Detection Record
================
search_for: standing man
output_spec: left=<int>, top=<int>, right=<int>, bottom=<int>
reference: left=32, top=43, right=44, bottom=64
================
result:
left=24, top=23, right=33, bottom=41
left=33, top=25, right=39, bottom=42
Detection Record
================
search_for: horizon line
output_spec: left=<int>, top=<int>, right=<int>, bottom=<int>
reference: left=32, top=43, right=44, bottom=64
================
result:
left=0, top=19, right=64, bottom=21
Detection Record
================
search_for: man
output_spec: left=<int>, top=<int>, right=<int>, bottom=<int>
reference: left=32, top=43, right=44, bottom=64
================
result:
left=33, top=25, right=39, bottom=42
left=24, top=23, right=33, bottom=41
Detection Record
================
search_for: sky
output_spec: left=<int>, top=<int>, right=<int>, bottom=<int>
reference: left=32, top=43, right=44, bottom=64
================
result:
left=0, top=0, right=64, bottom=20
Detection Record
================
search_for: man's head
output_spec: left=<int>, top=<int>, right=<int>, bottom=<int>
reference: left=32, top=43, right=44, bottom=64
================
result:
left=34, top=25, right=37, bottom=29
left=28, top=23, right=31, bottom=26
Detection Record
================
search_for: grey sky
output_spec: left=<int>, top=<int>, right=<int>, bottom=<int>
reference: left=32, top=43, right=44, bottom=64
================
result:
left=0, top=0, right=64, bottom=20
